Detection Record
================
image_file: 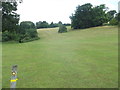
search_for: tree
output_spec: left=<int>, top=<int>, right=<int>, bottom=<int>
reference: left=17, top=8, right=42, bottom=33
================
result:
left=58, top=21, right=62, bottom=25
left=109, top=12, right=119, bottom=25
left=2, top=2, right=20, bottom=41
left=49, top=22, right=54, bottom=28
left=107, top=10, right=117, bottom=21
left=58, top=21, right=62, bottom=26
left=70, top=3, right=108, bottom=29
left=2, top=2, right=20, bottom=33
left=91, top=4, right=108, bottom=26
left=36, top=21, right=49, bottom=29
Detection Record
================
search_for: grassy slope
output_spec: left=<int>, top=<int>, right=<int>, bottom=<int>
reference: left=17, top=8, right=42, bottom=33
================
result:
left=2, top=26, right=118, bottom=88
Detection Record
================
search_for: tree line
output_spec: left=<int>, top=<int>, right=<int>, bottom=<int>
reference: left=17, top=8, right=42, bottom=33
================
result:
left=1, top=2, right=70, bottom=42
left=36, top=21, right=70, bottom=29
left=2, top=2, right=40, bottom=42
left=1, top=2, right=120, bottom=43
left=70, top=3, right=119, bottom=29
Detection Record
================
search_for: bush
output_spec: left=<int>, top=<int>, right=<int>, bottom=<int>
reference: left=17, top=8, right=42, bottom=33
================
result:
left=58, top=24, right=67, bottom=33
left=109, top=18, right=118, bottom=25
left=20, top=21, right=36, bottom=30
left=18, top=21, right=39, bottom=43
left=2, top=32, right=10, bottom=41
left=2, top=32, right=19, bottom=42
left=26, top=29, right=38, bottom=38
left=18, top=28, right=39, bottom=43
left=19, top=36, right=40, bottom=43
left=2, top=21, right=39, bottom=43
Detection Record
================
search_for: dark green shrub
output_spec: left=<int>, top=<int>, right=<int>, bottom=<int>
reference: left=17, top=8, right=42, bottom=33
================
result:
left=58, top=24, right=67, bottom=33
left=2, top=32, right=10, bottom=42
left=19, top=36, right=40, bottom=43
left=26, top=29, right=38, bottom=38
left=2, top=32, right=18, bottom=42
left=18, top=28, right=39, bottom=43
left=19, top=21, right=39, bottom=43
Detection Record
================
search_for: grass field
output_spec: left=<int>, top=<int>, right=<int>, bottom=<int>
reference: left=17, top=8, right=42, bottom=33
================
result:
left=2, top=26, right=118, bottom=88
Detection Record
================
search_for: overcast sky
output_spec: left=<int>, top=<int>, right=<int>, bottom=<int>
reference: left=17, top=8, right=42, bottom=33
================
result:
left=17, top=0, right=119, bottom=24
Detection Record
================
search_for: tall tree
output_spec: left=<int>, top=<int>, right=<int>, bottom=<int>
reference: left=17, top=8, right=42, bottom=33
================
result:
left=70, top=3, right=108, bottom=29
left=2, top=2, right=20, bottom=33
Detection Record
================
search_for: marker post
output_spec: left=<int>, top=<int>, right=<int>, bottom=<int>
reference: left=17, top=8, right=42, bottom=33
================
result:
left=10, top=65, right=18, bottom=90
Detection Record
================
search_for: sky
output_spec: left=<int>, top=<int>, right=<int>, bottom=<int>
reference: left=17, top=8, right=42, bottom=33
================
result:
left=17, top=0, right=119, bottom=24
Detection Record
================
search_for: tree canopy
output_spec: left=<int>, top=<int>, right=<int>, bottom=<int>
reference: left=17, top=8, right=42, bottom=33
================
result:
left=36, top=21, right=49, bottom=28
left=2, top=2, right=20, bottom=33
left=107, top=10, right=117, bottom=21
left=2, top=2, right=39, bottom=42
left=70, top=3, right=109, bottom=29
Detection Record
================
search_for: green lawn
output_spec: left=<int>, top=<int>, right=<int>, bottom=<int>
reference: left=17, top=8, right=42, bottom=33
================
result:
left=2, top=26, right=118, bottom=88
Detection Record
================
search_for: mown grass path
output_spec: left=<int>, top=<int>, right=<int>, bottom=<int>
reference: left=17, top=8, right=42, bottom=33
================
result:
left=2, top=26, right=118, bottom=88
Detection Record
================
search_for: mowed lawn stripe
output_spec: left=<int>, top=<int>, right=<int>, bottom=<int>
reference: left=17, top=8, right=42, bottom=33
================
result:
left=2, top=26, right=118, bottom=88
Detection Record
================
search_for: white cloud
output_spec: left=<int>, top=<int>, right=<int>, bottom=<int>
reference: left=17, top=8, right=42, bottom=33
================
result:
left=17, top=0, right=119, bottom=23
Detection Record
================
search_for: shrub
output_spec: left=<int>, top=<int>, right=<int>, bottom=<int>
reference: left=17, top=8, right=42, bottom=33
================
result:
left=20, top=21, right=36, bottom=30
left=18, top=28, right=39, bottom=43
left=2, top=32, right=10, bottom=42
left=58, top=24, right=67, bottom=33
left=2, top=32, right=19, bottom=42
left=26, top=29, right=38, bottom=38
left=18, top=21, right=39, bottom=43
left=109, top=18, right=118, bottom=25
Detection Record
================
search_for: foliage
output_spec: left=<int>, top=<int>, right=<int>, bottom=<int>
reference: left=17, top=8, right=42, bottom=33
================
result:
left=107, top=10, right=117, bottom=21
left=19, top=21, right=39, bottom=43
left=20, top=21, right=36, bottom=29
left=70, top=3, right=108, bottom=29
left=2, top=31, right=19, bottom=42
left=108, top=12, right=119, bottom=25
left=63, top=23, right=71, bottom=26
left=109, top=18, right=118, bottom=25
left=2, top=2, right=19, bottom=33
left=36, top=21, right=66, bottom=29
left=58, top=21, right=62, bottom=25
left=2, top=32, right=12, bottom=41
left=36, top=21, right=49, bottom=29
left=58, top=24, right=67, bottom=33
left=2, top=2, right=20, bottom=41
left=116, top=13, right=120, bottom=25
left=2, top=2, right=39, bottom=43
left=19, top=21, right=36, bottom=34
left=49, top=22, right=58, bottom=28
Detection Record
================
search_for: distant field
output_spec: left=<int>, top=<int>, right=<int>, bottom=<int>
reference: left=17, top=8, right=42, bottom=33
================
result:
left=2, top=26, right=118, bottom=88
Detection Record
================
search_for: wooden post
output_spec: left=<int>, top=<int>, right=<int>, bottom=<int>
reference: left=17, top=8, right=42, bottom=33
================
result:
left=10, top=65, right=18, bottom=90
